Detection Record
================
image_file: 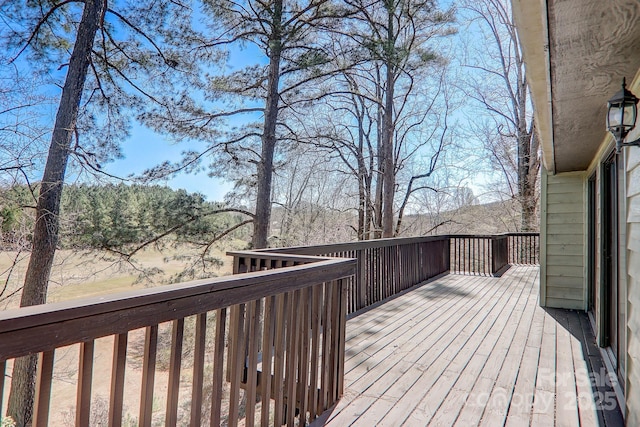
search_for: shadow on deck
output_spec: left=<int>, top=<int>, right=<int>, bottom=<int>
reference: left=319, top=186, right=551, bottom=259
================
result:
left=312, top=266, right=624, bottom=427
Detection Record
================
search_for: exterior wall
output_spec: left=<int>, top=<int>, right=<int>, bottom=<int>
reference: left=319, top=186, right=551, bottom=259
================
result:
left=540, top=169, right=585, bottom=309
left=625, top=147, right=640, bottom=423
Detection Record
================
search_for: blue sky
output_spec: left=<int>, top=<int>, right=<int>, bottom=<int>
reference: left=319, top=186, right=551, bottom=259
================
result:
left=3, top=0, right=504, bottom=205
left=102, top=126, right=234, bottom=201
left=101, top=44, right=267, bottom=202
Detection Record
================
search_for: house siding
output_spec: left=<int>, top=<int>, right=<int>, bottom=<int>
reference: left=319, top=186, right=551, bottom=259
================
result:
left=626, top=147, right=640, bottom=424
left=541, top=169, right=585, bottom=310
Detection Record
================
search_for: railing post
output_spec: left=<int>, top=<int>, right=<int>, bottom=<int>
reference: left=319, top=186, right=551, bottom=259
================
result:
left=444, top=236, right=451, bottom=274
left=357, top=249, right=366, bottom=311
left=491, top=235, right=509, bottom=275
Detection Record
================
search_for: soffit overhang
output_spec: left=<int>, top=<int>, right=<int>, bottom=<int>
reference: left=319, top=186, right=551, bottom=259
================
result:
left=513, top=0, right=640, bottom=174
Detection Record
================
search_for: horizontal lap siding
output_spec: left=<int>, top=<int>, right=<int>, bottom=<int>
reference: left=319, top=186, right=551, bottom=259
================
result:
left=542, top=170, right=585, bottom=309
left=626, top=148, right=640, bottom=424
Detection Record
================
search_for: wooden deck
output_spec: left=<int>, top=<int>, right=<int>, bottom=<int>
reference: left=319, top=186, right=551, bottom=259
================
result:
left=313, top=266, right=624, bottom=427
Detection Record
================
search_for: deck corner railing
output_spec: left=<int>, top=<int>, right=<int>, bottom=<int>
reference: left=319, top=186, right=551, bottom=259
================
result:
left=0, top=253, right=355, bottom=427
left=450, top=232, right=540, bottom=276
left=0, top=231, right=539, bottom=426
left=254, top=236, right=450, bottom=315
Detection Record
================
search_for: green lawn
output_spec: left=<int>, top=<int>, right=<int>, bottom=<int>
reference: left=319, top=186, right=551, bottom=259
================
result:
left=0, top=245, right=235, bottom=308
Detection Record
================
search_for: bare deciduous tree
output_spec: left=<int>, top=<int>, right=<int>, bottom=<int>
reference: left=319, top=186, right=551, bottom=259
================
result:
left=461, top=0, right=541, bottom=231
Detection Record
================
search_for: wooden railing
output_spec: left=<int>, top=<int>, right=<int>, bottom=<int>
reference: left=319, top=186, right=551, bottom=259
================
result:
left=507, top=232, right=540, bottom=265
left=254, top=236, right=450, bottom=314
left=0, top=254, right=355, bottom=427
left=0, top=232, right=539, bottom=426
left=450, top=233, right=540, bottom=276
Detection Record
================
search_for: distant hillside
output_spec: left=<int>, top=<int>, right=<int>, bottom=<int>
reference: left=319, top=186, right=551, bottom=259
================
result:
left=399, top=199, right=536, bottom=236
left=269, top=198, right=537, bottom=247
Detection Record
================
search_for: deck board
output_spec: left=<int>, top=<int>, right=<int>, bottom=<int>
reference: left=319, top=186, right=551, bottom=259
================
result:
left=312, top=266, right=624, bottom=427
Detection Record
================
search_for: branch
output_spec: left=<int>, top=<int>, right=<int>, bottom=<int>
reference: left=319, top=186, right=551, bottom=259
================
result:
left=106, top=208, right=255, bottom=259
left=106, top=8, right=174, bottom=66
left=9, top=0, right=80, bottom=62
left=202, top=219, right=253, bottom=254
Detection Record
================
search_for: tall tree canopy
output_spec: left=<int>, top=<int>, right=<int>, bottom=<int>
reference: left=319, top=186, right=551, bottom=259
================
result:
left=461, top=0, right=540, bottom=231
left=289, top=0, right=456, bottom=238
left=143, top=0, right=348, bottom=248
left=1, top=0, right=198, bottom=423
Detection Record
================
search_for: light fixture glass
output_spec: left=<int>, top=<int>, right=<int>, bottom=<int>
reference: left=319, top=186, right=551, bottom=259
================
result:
left=607, top=78, right=640, bottom=151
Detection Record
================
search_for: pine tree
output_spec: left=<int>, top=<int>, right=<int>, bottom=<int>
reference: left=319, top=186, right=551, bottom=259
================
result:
left=1, top=0, right=198, bottom=422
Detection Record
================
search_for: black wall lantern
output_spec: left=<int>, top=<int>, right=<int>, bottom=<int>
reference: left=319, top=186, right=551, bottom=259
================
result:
left=607, top=77, right=640, bottom=152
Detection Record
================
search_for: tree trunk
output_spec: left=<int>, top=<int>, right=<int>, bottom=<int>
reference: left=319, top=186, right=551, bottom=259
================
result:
left=6, top=1, right=104, bottom=425
left=521, top=125, right=540, bottom=231
left=373, top=96, right=384, bottom=239
left=252, top=0, right=283, bottom=249
left=381, top=6, right=395, bottom=238
left=357, top=175, right=366, bottom=240
left=356, top=122, right=369, bottom=240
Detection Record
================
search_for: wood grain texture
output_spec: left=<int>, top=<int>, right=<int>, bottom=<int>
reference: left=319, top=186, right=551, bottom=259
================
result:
left=75, top=340, right=94, bottom=427
left=139, top=325, right=158, bottom=427
left=316, top=267, right=622, bottom=427
left=0, top=360, right=4, bottom=423
left=0, top=258, right=355, bottom=361
left=190, top=313, right=207, bottom=427
left=210, top=308, right=226, bottom=427
left=108, top=333, right=127, bottom=427
left=166, top=319, right=184, bottom=427
left=33, top=350, right=55, bottom=427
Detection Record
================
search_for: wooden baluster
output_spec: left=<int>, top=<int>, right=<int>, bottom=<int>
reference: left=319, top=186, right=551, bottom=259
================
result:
left=453, top=239, right=456, bottom=272
left=337, top=279, right=348, bottom=398
left=139, top=325, right=158, bottom=427
left=33, top=350, right=55, bottom=427
left=109, top=333, right=127, bottom=427
left=310, top=284, right=322, bottom=418
left=320, top=283, right=333, bottom=412
left=229, top=304, right=246, bottom=427
left=191, top=313, right=207, bottom=426
left=460, top=238, right=464, bottom=273
left=273, top=294, right=288, bottom=426
left=329, top=280, right=342, bottom=403
left=166, top=319, right=184, bottom=427
left=285, top=290, right=301, bottom=427
left=0, top=360, right=5, bottom=424
left=377, top=248, right=382, bottom=303
left=297, top=287, right=311, bottom=424
left=245, top=300, right=260, bottom=427
left=385, top=246, right=390, bottom=298
left=261, top=296, right=276, bottom=427
left=210, top=308, right=227, bottom=427
left=531, top=235, right=534, bottom=263
left=76, top=340, right=94, bottom=427
left=485, top=238, right=489, bottom=275
left=465, top=238, right=469, bottom=274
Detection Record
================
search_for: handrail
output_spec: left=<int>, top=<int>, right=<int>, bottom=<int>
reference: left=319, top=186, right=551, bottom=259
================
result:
left=0, top=258, right=354, bottom=360
left=258, top=235, right=449, bottom=255
left=246, top=236, right=451, bottom=314
left=0, top=232, right=539, bottom=426
left=0, top=254, right=355, bottom=426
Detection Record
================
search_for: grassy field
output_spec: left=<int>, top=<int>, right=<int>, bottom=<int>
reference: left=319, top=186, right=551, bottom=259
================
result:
left=0, top=245, right=236, bottom=310
left=0, top=245, right=239, bottom=426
